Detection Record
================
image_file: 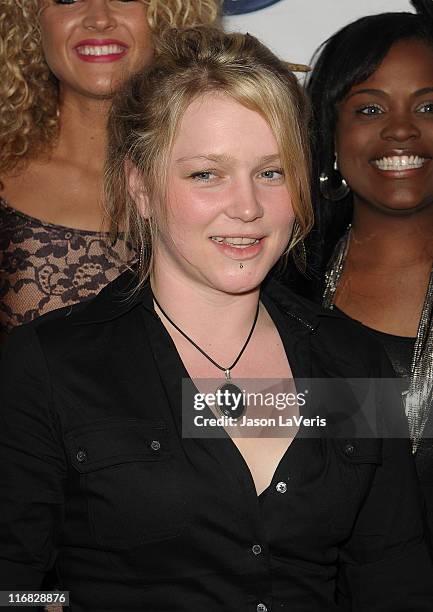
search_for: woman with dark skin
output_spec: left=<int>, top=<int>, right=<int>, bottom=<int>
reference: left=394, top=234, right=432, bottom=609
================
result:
left=0, top=0, right=220, bottom=342
left=305, top=0, right=433, bottom=536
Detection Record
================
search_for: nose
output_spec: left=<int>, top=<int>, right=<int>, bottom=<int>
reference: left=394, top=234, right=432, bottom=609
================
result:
left=225, top=178, right=264, bottom=223
left=380, top=111, right=421, bottom=143
left=82, top=0, right=117, bottom=32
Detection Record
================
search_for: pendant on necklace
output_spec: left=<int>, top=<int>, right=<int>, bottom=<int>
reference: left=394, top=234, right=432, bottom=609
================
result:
left=216, top=369, right=245, bottom=419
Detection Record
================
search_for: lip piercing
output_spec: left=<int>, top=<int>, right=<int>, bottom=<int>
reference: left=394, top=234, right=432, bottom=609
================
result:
left=240, top=263, right=244, bottom=269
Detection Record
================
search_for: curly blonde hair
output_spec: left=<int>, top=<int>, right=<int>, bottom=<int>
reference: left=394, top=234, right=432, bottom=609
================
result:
left=0, top=0, right=221, bottom=176
left=106, top=27, right=313, bottom=285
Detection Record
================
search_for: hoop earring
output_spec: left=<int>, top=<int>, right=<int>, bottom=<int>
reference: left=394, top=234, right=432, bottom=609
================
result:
left=319, top=155, right=350, bottom=202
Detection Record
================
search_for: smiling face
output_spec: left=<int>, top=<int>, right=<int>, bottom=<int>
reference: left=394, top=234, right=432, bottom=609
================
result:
left=146, top=93, right=294, bottom=296
left=39, top=0, right=153, bottom=100
left=335, top=39, right=433, bottom=214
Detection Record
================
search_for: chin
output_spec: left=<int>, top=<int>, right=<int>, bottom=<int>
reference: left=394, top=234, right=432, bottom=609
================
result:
left=77, top=77, right=123, bottom=100
left=207, top=270, right=266, bottom=296
left=378, top=198, right=431, bottom=215
left=87, top=86, right=118, bottom=100
left=376, top=185, right=431, bottom=210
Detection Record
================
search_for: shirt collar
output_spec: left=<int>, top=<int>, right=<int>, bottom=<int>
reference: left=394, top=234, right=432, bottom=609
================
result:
left=72, top=268, right=342, bottom=329
left=261, top=276, right=342, bottom=330
left=72, top=268, right=151, bottom=325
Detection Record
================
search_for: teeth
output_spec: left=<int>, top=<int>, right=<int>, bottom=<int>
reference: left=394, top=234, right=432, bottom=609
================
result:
left=77, top=44, right=125, bottom=56
left=373, top=155, right=426, bottom=171
left=211, top=236, right=260, bottom=247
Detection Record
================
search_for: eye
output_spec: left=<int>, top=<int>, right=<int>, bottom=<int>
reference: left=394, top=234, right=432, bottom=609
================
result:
left=356, top=104, right=384, bottom=116
left=189, top=170, right=217, bottom=182
left=417, top=102, right=433, bottom=113
left=259, top=169, right=284, bottom=182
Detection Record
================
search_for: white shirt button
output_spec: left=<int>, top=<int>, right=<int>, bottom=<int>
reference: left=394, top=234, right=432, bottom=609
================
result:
left=276, top=481, right=287, bottom=494
left=252, top=544, right=262, bottom=555
left=257, top=604, right=267, bottom=612
left=344, top=443, right=355, bottom=456
left=76, top=448, right=88, bottom=463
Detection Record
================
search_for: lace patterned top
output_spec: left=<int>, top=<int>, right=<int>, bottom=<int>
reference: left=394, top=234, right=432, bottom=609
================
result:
left=0, top=197, right=136, bottom=342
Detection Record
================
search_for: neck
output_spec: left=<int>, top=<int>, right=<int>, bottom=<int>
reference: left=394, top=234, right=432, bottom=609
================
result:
left=349, top=200, right=433, bottom=267
left=54, top=90, right=111, bottom=170
left=151, top=267, right=261, bottom=349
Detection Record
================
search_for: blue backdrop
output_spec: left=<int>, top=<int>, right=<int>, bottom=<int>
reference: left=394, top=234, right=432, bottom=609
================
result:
left=223, top=0, right=283, bottom=16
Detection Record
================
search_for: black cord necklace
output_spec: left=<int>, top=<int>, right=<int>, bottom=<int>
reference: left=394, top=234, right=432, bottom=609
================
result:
left=153, top=295, right=260, bottom=419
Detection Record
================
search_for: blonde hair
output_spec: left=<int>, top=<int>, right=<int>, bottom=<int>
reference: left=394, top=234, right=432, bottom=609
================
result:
left=105, top=27, right=313, bottom=285
left=0, top=0, right=221, bottom=176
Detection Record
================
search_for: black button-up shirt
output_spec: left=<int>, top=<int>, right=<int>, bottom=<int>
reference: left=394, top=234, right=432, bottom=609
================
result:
left=1, top=273, right=432, bottom=611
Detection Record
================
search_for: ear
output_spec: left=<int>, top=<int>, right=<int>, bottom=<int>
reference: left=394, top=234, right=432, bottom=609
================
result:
left=125, top=159, right=150, bottom=218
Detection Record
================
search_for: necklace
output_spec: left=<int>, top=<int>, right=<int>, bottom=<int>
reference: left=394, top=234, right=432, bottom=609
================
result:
left=153, top=295, right=260, bottom=419
left=323, top=227, right=433, bottom=453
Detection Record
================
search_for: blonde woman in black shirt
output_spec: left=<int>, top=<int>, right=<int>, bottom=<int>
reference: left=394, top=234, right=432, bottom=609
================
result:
left=1, top=27, right=432, bottom=611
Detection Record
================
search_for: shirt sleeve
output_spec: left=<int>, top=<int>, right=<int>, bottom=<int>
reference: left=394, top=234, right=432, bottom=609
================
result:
left=338, top=349, right=433, bottom=610
left=0, top=324, right=66, bottom=589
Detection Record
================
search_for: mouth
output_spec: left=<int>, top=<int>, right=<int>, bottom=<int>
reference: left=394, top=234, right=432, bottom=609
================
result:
left=77, top=44, right=126, bottom=57
left=210, top=236, right=261, bottom=249
left=74, top=39, right=128, bottom=61
left=371, top=155, right=429, bottom=172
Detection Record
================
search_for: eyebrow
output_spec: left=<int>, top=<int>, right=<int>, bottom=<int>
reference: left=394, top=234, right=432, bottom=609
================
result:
left=345, top=88, right=387, bottom=100
left=413, top=87, right=433, bottom=97
left=175, top=153, right=281, bottom=164
left=345, top=86, right=433, bottom=100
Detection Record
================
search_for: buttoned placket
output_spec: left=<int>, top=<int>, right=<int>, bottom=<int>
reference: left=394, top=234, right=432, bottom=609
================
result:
left=137, top=284, right=317, bottom=612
